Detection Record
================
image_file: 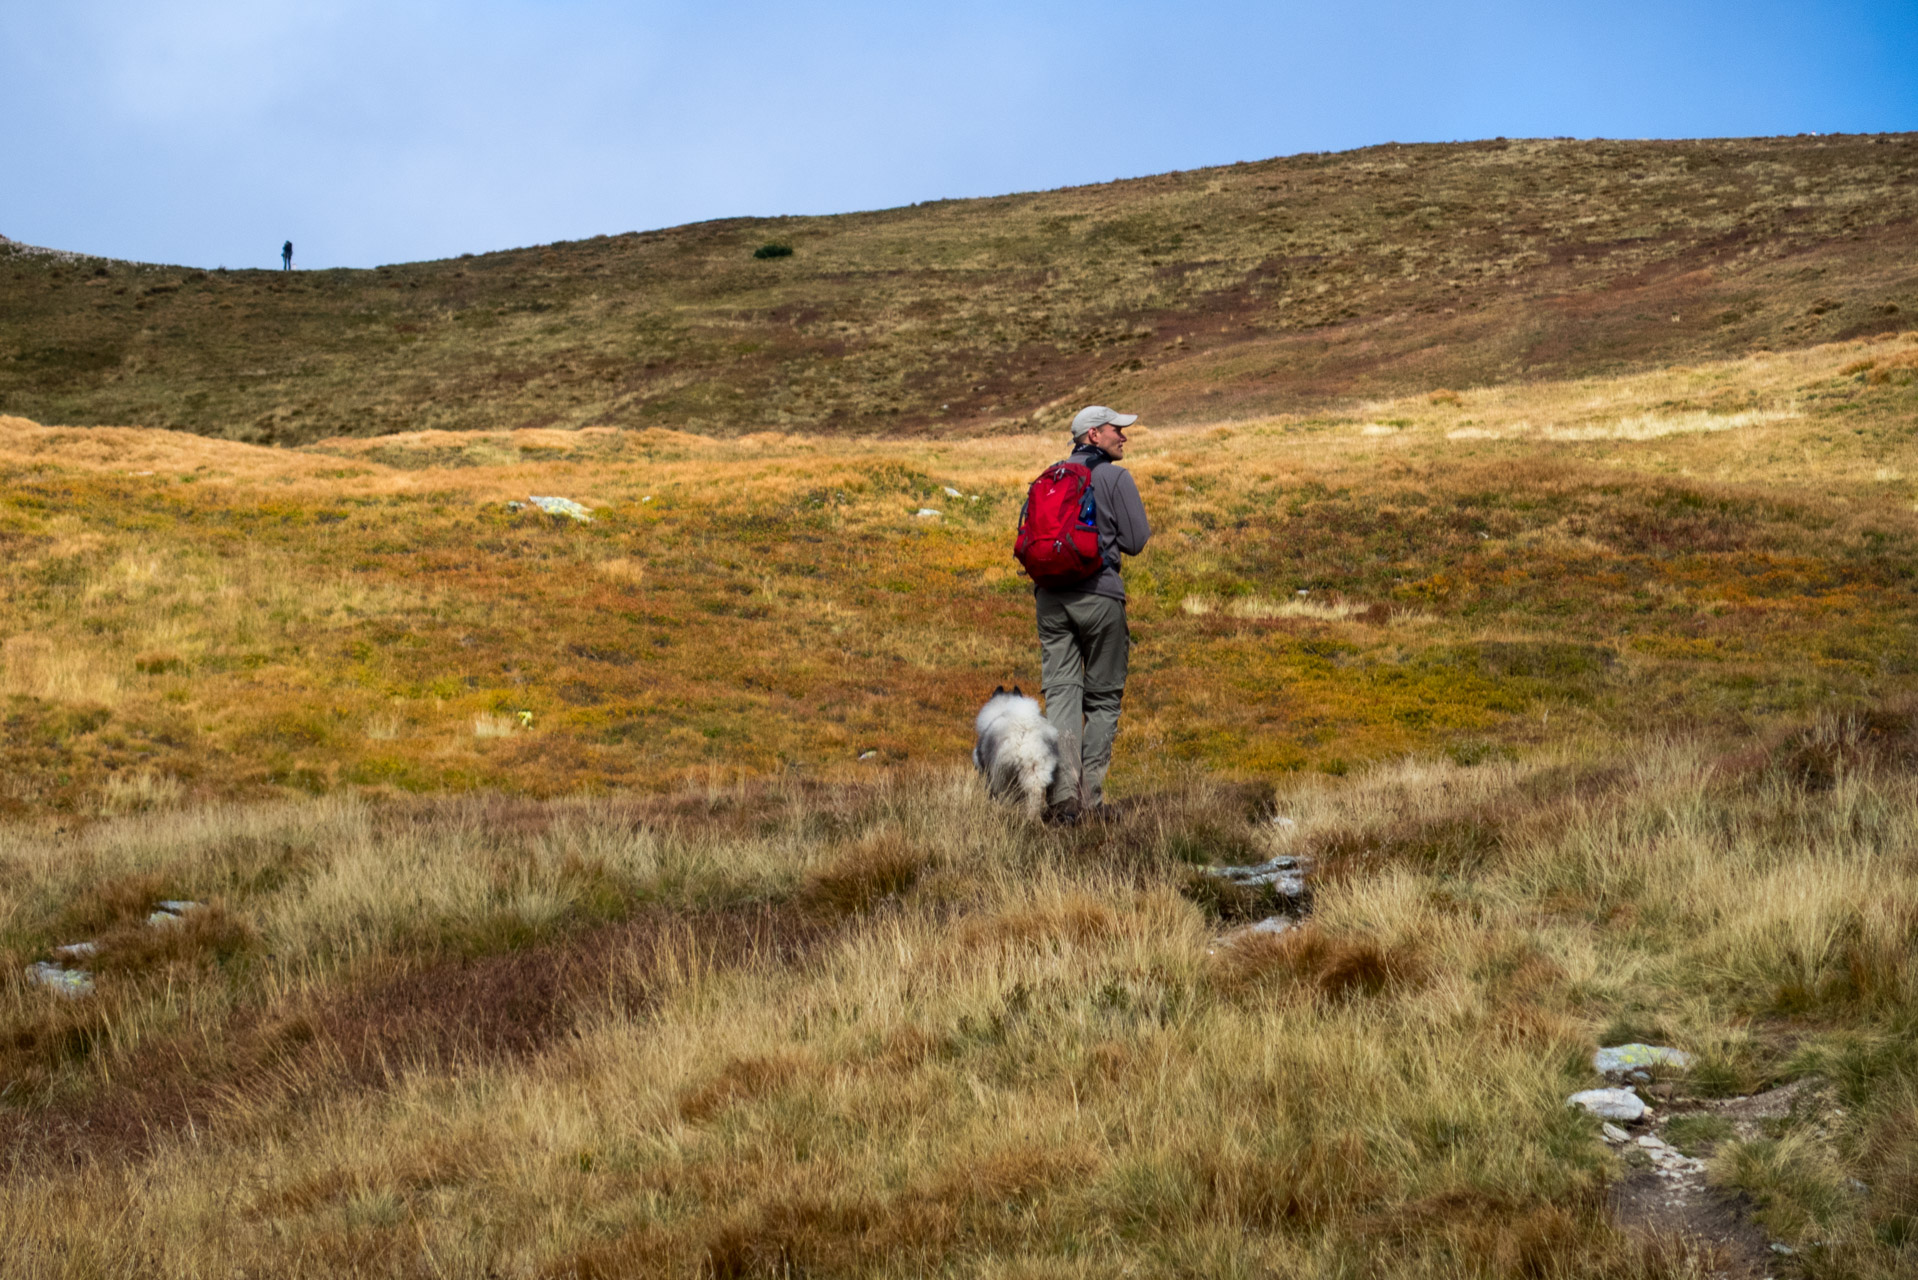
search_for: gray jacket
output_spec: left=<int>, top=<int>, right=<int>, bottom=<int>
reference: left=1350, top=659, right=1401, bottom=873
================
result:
left=1036, top=445, right=1151, bottom=601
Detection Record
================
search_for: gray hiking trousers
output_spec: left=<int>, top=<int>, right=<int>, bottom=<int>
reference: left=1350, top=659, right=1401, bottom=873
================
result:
left=1036, top=590, right=1129, bottom=810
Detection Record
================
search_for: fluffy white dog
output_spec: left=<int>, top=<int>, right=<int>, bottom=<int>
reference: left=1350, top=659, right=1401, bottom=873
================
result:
left=972, top=686, right=1059, bottom=819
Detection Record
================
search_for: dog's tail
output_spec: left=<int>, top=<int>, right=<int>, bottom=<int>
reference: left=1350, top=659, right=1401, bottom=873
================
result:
left=1017, top=752, right=1056, bottom=820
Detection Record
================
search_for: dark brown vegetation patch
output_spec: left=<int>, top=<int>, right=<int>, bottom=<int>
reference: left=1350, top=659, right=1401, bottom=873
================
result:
left=1311, top=810, right=1506, bottom=882
left=2, top=903, right=837, bottom=1173
left=1210, top=924, right=1426, bottom=1002
left=677, top=1051, right=812, bottom=1122
left=1771, top=704, right=1918, bottom=791
left=800, top=828, right=925, bottom=914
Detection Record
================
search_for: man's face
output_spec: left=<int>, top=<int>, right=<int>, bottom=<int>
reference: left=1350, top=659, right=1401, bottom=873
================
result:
left=1087, top=421, right=1129, bottom=457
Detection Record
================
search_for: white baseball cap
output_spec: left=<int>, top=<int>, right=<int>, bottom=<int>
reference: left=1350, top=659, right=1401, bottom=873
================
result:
left=1070, top=405, right=1139, bottom=440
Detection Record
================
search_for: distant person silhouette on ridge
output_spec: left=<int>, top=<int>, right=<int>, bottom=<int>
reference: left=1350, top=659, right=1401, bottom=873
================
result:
left=282, top=241, right=293, bottom=271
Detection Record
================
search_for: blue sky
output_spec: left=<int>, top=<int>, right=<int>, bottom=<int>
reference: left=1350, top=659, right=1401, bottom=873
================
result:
left=4, top=0, right=1914, bottom=269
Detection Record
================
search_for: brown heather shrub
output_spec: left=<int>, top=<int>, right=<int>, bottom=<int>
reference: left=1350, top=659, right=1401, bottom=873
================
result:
left=0, top=975, right=119, bottom=1097
left=1311, top=809, right=1506, bottom=882
left=697, top=1189, right=892, bottom=1279
left=52, top=871, right=177, bottom=939
left=1772, top=704, right=1918, bottom=792
left=677, top=1050, right=815, bottom=1122
left=1867, top=348, right=1918, bottom=384
left=801, top=827, right=925, bottom=913
left=542, top=1223, right=681, bottom=1280
left=958, top=891, right=1118, bottom=949
left=88, top=901, right=256, bottom=975
left=925, top=1139, right=1096, bottom=1210
left=1210, top=923, right=1426, bottom=1002
left=1429, top=387, right=1464, bottom=405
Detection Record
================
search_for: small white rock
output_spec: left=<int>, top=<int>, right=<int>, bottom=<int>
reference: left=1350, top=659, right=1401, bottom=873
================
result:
left=942, top=486, right=962, bottom=498
left=528, top=495, right=594, bottom=522
left=1210, top=914, right=1297, bottom=952
left=26, top=962, right=93, bottom=997
left=146, top=900, right=202, bottom=927
left=1594, top=1044, right=1694, bottom=1076
left=1601, top=1123, right=1631, bottom=1144
left=914, top=508, right=942, bottom=518
left=1568, top=1088, right=1646, bottom=1122
left=1200, top=857, right=1308, bottom=899
left=858, top=750, right=878, bottom=760
left=52, top=941, right=99, bottom=959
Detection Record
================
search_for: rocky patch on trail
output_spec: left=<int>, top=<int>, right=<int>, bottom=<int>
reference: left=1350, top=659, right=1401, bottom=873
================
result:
left=1572, top=1047, right=1828, bottom=1278
left=1197, top=854, right=1311, bottom=946
left=23, top=900, right=203, bottom=997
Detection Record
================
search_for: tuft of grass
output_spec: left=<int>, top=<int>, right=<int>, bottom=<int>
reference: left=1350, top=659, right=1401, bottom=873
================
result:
left=1663, top=1113, right=1734, bottom=1155
left=801, top=827, right=925, bottom=913
left=1211, top=923, right=1426, bottom=1002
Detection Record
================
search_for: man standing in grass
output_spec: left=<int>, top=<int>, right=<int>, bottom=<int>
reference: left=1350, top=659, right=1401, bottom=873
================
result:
left=1036, top=406, right=1152, bottom=824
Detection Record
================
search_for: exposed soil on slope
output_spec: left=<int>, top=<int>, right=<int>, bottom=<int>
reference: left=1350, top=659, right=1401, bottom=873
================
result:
left=1609, top=1080, right=1838, bottom=1280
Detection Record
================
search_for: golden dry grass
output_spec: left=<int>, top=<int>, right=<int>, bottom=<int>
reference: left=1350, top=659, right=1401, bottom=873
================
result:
left=5, top=334, right=1918, bottom=1275
left=3, top=729, right=1916, bottom=1277
left=6, top=330, right=1918, bottom=811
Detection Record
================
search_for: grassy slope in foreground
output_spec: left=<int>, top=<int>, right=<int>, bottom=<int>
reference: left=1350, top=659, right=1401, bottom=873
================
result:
left=3, top=730, right=1917, bottom=1277
left=4, top=331, right=1918, bottom=813
left=3, top=134, right=1915, bottom=443
left=3, top=339, right=1918, bottom=1274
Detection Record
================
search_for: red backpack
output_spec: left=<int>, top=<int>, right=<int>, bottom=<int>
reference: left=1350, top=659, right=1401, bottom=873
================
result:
left=1014, top=460, right=1103, bottom=587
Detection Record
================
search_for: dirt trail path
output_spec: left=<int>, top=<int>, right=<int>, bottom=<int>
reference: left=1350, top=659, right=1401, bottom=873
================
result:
left=1609, top=1080, right=1828, bottom=1279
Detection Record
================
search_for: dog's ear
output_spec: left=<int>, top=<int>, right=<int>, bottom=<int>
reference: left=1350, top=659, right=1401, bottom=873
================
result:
left=993, top=684, right=1005, bottom=696
left=1011, top=685, right=1023, bottom=696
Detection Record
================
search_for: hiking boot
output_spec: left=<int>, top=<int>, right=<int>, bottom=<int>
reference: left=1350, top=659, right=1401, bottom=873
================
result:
left=1042, top=801, right=1081, bottom=827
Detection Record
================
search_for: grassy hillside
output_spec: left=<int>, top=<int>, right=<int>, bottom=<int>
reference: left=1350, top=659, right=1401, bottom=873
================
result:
left=5, top=324, right=1918, bottom=1271
left=6, top=744, right=1917, bottom=1278
left=2, top=333, right=1916, bottom=812
left=4, top=134, right=1916, bottom=443
left=6, top=144, right=1918, bottom=1274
